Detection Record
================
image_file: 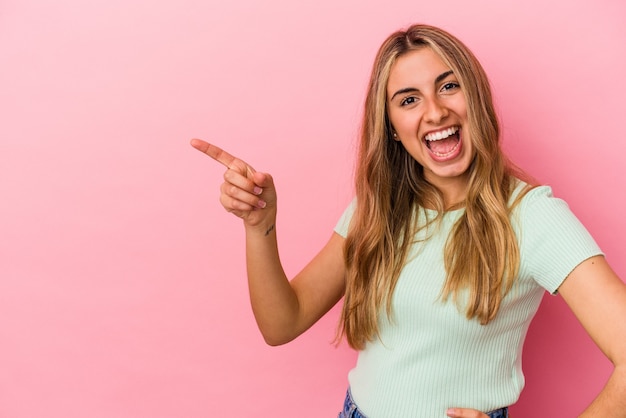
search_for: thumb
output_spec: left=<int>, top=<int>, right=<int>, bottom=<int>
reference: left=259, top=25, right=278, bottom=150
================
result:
left=251, top=171, right=274, bottom=189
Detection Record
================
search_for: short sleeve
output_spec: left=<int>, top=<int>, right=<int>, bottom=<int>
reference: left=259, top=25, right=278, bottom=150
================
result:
left=515, top=186, right=603, bottom=294
left=334, top=198, right=356, bottom=238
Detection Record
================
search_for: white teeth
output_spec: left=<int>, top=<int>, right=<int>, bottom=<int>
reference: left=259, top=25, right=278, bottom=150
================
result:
left=425, top=126, right=459, bottom=142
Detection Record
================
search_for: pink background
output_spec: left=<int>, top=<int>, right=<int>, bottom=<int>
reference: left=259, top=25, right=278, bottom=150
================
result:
left=1, top=0, right=625, bottom=416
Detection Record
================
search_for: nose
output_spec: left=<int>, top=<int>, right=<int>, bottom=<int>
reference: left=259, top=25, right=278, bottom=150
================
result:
left=423, top=96, right=448, bottom=124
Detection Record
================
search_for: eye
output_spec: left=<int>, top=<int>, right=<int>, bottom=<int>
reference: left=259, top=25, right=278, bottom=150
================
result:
left=441, top=82, right=460, bottom=92
left=400, top=96, right=418, bottom=106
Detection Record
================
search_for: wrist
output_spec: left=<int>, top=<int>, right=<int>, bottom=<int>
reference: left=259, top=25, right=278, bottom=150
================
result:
left=244, top=216, right=277, bottom=238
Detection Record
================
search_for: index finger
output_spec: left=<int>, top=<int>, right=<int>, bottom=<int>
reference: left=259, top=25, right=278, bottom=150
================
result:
left=190, top=138, right=256, bottom=175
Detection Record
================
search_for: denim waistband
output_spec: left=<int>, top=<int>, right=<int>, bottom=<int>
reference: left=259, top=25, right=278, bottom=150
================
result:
left=338, top=389, right=367, bottom=418
left=485, top=406, right=509, bottom=418
left=339, top=388, right=509, bottom=418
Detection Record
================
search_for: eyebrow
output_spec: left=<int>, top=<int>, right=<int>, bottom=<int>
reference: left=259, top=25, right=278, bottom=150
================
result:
left=389, top=70, right=455, bottom=101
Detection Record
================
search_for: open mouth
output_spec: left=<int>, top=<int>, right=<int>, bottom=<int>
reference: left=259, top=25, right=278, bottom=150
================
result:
left=424, top=126, right=461, bottom=158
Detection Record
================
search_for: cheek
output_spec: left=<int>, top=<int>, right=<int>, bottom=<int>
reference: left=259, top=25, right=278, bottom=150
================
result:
left=392, top=112, right=420, bottom=134
left=387, top=111, right=400, bottom=129
left=452, top=99, right=468, bottom=120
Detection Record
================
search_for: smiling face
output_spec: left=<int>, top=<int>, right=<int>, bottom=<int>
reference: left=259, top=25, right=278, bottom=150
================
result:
left=386, top=47, right=474, bottom=197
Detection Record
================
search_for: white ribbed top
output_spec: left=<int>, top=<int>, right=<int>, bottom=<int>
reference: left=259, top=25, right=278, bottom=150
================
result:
left=334, top=185, right=602, bottom=417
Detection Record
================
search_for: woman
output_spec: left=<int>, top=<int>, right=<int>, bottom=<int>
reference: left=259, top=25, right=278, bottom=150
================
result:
left=191, top=24, right=626, bottom=417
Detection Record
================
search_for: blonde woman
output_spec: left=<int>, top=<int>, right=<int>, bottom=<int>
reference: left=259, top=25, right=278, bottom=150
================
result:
left=191, top=24, right=626, bottom=418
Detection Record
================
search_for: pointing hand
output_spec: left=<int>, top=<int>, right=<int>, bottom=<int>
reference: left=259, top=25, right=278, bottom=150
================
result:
left=190, top=138, right=277, bottom=228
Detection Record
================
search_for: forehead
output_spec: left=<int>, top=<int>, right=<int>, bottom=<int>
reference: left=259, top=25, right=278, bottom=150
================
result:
left=387, top=47, right=451, bottom=93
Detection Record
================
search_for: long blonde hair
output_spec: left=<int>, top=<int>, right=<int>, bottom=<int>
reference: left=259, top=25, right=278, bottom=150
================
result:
left=340, top=24, right=534, bottom=350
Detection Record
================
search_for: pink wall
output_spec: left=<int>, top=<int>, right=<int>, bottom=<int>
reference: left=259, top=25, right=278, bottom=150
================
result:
left=1, top=0, right=624, bottom=416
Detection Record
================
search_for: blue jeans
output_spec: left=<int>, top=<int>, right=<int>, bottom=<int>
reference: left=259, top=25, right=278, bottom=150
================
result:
left=338, top=389, right=509, bottom=418
left=337, top=389, right=368, bottom=418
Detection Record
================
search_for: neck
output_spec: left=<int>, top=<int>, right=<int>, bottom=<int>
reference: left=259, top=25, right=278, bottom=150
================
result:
left=429, top=175, right=469, bottom=210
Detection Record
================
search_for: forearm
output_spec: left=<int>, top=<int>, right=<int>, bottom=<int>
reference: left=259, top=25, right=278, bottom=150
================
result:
left=580, top=365, right=626, bottom=417
left=245, top=218, right=300, bottom=346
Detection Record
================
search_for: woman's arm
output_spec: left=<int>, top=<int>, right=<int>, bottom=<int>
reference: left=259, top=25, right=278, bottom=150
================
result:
left=246, top=228, right=346, bottom=345
left=191, top=139, right=346, bottom=346
left=558, top=255, right=626, bottom=416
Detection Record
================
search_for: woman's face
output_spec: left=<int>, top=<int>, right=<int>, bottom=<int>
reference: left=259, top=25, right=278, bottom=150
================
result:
left=386, top=47, right=473, bottom=193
